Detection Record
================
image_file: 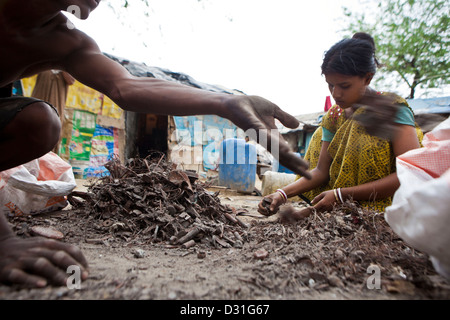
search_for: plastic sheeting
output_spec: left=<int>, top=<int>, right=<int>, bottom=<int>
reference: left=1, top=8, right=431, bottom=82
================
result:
left=385, top=117, right=450, bottom=279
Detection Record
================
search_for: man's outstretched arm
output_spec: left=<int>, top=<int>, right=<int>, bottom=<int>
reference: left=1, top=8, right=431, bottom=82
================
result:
left=61, top=35, right=310, bottom=177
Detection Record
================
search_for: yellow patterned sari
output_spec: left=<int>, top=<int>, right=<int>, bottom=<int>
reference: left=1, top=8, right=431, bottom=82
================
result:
left=300, top=96, right=423, bottom=211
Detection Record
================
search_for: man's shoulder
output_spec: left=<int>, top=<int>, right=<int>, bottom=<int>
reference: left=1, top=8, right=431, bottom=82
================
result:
left=0, top=12, right=97, bottom=82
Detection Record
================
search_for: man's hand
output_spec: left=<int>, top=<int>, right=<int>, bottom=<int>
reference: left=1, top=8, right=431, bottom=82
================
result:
left=0, top=235, right=88, bottom=288
left=226, top=95, right=311, bottom=178
left=353, top=90, right=400, bottom=140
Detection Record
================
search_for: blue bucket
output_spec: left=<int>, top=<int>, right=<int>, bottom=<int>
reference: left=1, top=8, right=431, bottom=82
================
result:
left=218, top=139, right=257, bottom=193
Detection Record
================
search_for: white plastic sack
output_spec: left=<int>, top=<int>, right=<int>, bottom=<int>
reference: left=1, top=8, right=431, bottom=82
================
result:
left=385, top=117, right=450, bottom=279
left=0, top=152, right=76, bottom=216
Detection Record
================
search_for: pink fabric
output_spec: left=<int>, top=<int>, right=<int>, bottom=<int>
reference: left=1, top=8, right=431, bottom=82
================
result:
left=397, top=118, right=450, bottom=179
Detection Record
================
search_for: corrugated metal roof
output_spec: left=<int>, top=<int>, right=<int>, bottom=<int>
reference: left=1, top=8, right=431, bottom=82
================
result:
left=104, top=52, right=245, bottom=96
left=277, top=111, right=324, bottom=134
left=407, top=96, right=450, bottom=114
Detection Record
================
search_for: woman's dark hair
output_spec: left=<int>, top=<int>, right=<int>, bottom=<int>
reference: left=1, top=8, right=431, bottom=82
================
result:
left=321, top=32, right=382, bottom=77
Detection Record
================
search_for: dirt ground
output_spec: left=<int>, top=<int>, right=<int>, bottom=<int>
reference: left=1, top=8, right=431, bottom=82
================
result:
left=1, top=174, right=450, bottom=302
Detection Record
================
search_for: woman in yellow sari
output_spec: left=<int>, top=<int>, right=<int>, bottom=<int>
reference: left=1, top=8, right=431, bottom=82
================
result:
left=258, top=33, right=423, bottom=221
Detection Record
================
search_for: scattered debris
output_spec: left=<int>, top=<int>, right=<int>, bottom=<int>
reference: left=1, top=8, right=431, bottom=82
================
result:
left=4, top=155, right=449, bottom=300
left=253, top=248, right=269, bottom=260
left=131, top=248, right=146, bottom=258
left=242, top=200, right=446, bottom=297
left=30, top=225, right=64, bottom=240
left=182, top=239, right=196, bottom=249
left=386, top=280, right=416, bottom=295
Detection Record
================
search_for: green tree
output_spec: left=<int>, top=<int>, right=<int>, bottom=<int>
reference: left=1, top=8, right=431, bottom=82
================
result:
left=341, top=0, right=449, bottom=99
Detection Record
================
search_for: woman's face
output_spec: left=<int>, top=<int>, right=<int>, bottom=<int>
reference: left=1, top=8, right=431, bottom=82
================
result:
left=325, top=73, right=373, bottom=109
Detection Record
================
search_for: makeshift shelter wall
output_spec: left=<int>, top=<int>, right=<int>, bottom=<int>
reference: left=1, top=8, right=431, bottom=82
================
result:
left=20, top=76, right=126, bottom=178
left=167, top=114, right=245, bottom=174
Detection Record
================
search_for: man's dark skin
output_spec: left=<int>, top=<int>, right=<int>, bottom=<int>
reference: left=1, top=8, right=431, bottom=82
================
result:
left=0, top=0, right=310, bottom=288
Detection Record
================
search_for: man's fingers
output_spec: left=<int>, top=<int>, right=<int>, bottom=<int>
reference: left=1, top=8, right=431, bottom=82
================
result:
left=0, top=237, right=88, bottom=287
left=257, top=129, right=311, bottom=178
left=274, top=107, right=300, bottom=129
left=33, top=256, right=69, bottom=285
left=18, top=256, right=70, bottom=286
left=34, top=238, right=89, bottom=270
left=236, top=95, right=311, bottom=178
left=28, top=247, right=88, bottom=283
left=281, top=152, right=310, bottom=178
left=271, top=108, right=310, bottom=177
left=1, top=268, right=47, bottom=288
left=59, top=244, right=89, bottom=272
left=0, top=254, right=68, bottom=288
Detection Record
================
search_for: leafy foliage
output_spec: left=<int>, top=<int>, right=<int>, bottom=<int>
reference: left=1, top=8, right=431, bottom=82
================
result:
left=342, top=0, right=449, bottom=98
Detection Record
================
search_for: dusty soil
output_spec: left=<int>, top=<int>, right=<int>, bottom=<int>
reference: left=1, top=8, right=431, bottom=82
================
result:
left=1, top=158, right=449, bottom=302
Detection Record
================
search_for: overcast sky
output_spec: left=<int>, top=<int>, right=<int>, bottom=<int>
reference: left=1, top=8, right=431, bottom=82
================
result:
left=73, top=0, right=366, bottom=116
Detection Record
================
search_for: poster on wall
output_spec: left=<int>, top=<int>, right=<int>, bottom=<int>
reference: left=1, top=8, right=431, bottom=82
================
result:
left=85, top=124, right=119, bottom=178
left=20, top=76, right=37, bottom=97
left=69, top=110, right=97, bottom=161
left=66, top=80, right=102, bottom=114
left=100, top=94, right=123, bottom=120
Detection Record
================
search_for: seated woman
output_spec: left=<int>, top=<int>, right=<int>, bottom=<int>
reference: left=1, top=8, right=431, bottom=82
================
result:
left=258, top=32, right=423, bottom=222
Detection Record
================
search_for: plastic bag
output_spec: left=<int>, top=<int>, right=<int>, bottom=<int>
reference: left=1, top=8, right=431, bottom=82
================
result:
left=385, top=117, right=450, bottom=279
left=0, top=152, right=76, bottom=216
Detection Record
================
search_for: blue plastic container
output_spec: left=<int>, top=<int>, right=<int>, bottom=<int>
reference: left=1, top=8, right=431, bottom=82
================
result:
left=218, top=139, right=257, bottom=193
left=272, top=152, right=301, bottom=174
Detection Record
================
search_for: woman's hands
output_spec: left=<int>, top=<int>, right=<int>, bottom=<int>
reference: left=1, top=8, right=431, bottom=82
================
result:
left=310, top=190, right=339, bottom=212
left=258, top=189, right=342, bottom=222
left=257, top=192, right=285, bottom=216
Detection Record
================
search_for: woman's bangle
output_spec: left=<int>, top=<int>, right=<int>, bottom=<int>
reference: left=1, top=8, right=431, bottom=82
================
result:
left=337, top=188, right=344, bottom=204
left=333, top=189, right=340, bottom=203
left=276, top=189, right=288, bottom=203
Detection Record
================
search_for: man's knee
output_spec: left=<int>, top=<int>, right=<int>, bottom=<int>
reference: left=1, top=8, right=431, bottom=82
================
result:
left=14, top=101, right=61, bottom=150
left=30, top=102, right=61, bottom=148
